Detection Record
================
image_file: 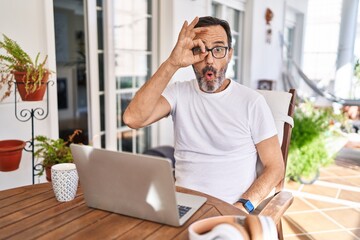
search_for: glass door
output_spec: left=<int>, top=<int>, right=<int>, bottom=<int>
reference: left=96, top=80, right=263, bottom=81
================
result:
left=85, top=0, right=156, bottom=152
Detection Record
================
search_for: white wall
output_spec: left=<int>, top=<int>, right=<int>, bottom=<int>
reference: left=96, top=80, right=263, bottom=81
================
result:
left=0, top=0, right=57, bottom=190
left=248, top=0, right=285, bottom=90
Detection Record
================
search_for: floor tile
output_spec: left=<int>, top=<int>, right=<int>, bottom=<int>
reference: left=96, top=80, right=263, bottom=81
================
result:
left=322, top=165, right=360, bottom=177
left=300, top=184, right=338, bottom=198
left=323, top=208, right=360, bottom=229
left=283, top=152, right=360, bottom=240
left=285, top=230, right=358, bottom=240
left=322, top=177, right=360, bottom=187
left=286, top=197, right=314, bottom=213
left=283, top=212, right=341, bottom=233
left=304, top=198, right=345, bottom=209
left=282, top=215, right=306, bottom=235
left=305, top=231, right=358, bottom=240
left=338, top=189, right=360, bottom=202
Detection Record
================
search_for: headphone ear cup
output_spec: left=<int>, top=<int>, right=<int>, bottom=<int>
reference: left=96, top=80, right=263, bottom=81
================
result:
left=201, top=223, right=247, bottom=240
left=244, top=215, right=263, bottom=240
left=257, top=216, right=278, bottom=240
left=245, top=215, right=277, bottom=240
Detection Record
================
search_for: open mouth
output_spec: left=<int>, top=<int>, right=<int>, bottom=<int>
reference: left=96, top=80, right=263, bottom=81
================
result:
left=205, top=71, right=214, bottom=80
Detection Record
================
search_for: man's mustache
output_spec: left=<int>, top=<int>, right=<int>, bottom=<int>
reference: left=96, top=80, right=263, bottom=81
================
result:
left=202, top=66, right=217, bottom=75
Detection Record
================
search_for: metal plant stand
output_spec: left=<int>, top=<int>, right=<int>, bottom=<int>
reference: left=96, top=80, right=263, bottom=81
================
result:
left=14, top=81, right=53, bottom=184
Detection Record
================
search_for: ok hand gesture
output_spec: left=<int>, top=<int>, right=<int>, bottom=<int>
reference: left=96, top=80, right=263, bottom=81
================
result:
left=168, top=17, right=208, bottom=69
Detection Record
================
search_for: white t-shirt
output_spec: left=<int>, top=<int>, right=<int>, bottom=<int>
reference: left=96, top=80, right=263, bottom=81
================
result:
left=162, top=79, right=277, bottom=203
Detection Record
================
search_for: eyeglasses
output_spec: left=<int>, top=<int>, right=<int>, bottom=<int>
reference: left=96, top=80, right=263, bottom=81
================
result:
left=192, top=46, right=229, bottom=59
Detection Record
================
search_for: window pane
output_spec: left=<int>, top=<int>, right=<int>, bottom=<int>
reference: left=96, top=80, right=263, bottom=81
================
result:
left=226, top=8, right=239, bottom=30
left=113, top=1, right=151, bottom=51
left=119, top=130, right=133, bottom=152
left=101, top=134, right=105, bottom=148
left=117, top=92, right=132, bottom=128
left=97, top=9, right=104, bottom=50
left=112, top=0, right=153, bottom=154
left=212, top=3, right=221, bottom=18
left=212, top=2, right=243, bottom=83
left=115, top=52, right=150, bottom=89
left=100, top=94, right=105, bottom=131
left=98, top=52, right=104, bottom=91
left=232, top=33, right=239, bottom=54
left=137, top=127, right=151, bottom=153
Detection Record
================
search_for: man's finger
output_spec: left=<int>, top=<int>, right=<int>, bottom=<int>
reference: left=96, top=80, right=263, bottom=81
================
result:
left=178, top=20, right=189, bottom=40
left=192, top=39, right=206, bottom=53
left=190, top=27, right=208, bottom=40
left=188, top=16, right=199, bottom=29
left=193, top=27, right=208, bottom=34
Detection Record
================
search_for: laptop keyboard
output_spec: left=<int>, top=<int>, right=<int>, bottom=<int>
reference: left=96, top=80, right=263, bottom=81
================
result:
left=178, top=205, right=192, bottom=218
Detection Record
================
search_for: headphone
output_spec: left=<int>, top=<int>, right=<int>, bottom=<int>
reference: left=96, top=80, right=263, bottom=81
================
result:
left=188, top=215, right=277, bottom=240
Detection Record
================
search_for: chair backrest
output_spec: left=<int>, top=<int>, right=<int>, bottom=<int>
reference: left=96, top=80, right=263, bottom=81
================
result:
left=257, top=89, right=296, bottom=192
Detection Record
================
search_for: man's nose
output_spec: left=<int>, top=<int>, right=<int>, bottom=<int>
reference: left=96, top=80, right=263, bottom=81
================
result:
left=205, top=50, right=214, bottom=65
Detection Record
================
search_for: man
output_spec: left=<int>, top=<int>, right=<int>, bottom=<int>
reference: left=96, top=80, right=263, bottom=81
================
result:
left=123, top=16, right=284, bottom=213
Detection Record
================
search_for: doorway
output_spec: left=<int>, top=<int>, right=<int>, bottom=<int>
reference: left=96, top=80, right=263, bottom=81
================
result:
left=54, top=0, right=89, bottom=144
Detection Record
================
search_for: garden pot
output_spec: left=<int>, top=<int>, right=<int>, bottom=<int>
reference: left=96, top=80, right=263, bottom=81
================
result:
left=13, top=71, right=49, bottom=101
left=297, top=169, right=320, bottom=185
left=45, top=165, right=52, bottom=182
left=0, top=140, right=26, bottom=171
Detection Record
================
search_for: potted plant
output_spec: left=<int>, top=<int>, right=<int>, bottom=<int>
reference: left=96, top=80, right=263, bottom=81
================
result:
left=0, top=139, right=26, bottom=171
left=0, top=34, right=52, bottom=101
left=34, top=130, right=81, bottom=181
left=286, top=102, right=349, bottom=184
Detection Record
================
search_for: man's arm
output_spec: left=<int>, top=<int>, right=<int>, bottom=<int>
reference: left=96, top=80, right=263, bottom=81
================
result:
left=234, top=135, right=284, bottom=211
left=123, top=17, right=208, bottom=129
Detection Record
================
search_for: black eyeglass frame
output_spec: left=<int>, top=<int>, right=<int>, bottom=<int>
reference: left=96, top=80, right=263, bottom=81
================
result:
left=192, top=46, right=229, bottom=59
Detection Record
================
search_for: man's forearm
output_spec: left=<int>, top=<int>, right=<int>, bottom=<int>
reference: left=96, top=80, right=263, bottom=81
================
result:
left=123, top=17, right=208, bottom=129
left=123, top=59, right=179, bottom=129
left=237, top=164, right=283, bottom=209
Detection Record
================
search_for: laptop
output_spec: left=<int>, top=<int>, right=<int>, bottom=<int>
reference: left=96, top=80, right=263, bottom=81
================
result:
left=70, top=144, right=207, bottom=227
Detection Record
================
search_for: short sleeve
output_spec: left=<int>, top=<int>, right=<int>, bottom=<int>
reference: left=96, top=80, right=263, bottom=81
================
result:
left=249, top=95, right=277, bottom=144
left=162, top=82, right=177, bottom=114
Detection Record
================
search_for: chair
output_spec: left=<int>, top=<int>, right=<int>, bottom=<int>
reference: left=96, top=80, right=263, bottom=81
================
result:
left=144, top=89, right=297, bottom=240
left=143, top=145, right=176, bottom=168
left=255, top=88, right=296, bottom=240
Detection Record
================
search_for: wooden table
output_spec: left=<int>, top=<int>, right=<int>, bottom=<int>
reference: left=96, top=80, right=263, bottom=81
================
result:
left=0, top=183, right=245, bottom=239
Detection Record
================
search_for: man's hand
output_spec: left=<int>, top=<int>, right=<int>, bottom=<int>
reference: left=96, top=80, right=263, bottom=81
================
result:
left=168, top=17, right=208, bottom=69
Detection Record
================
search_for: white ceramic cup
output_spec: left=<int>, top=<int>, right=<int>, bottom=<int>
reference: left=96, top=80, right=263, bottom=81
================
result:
left=51, top=163, right=79, bottom=202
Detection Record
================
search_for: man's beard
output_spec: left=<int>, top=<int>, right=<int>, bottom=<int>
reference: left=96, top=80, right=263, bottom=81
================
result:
left=193, top=65, right=227, bottom=93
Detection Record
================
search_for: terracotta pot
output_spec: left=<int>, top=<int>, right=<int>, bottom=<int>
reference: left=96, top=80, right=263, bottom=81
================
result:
left=0, top=140, right=26, bottom=172
left=45, top=165, right=52, bottom=182
left=13, top=71, right=49, bottom=101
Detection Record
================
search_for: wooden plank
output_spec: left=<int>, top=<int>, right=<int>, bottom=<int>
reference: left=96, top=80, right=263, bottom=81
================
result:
left=0, top=197, right=84, bottom=239
left=37, top=209, right=111, bottom=239
left=0, top=184, right=51, bottom=208
left=258, top=191, right=294, bottom=224
left=115, top=221, right=162, bottom=240
left=66, top=213, right=143, bottom=239
left=0, top=188, right=83, bottom=219
left=145, top=205, right=219, bottom=240
left=9, top=204, right=94, bottom=240
left=0, top=191, right=56, bottom=227
left=0, top=187, right=26, bottom=200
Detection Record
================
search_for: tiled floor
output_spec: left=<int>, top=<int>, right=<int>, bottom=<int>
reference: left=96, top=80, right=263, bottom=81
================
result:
left=282, top=144, right=360, bottom=240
